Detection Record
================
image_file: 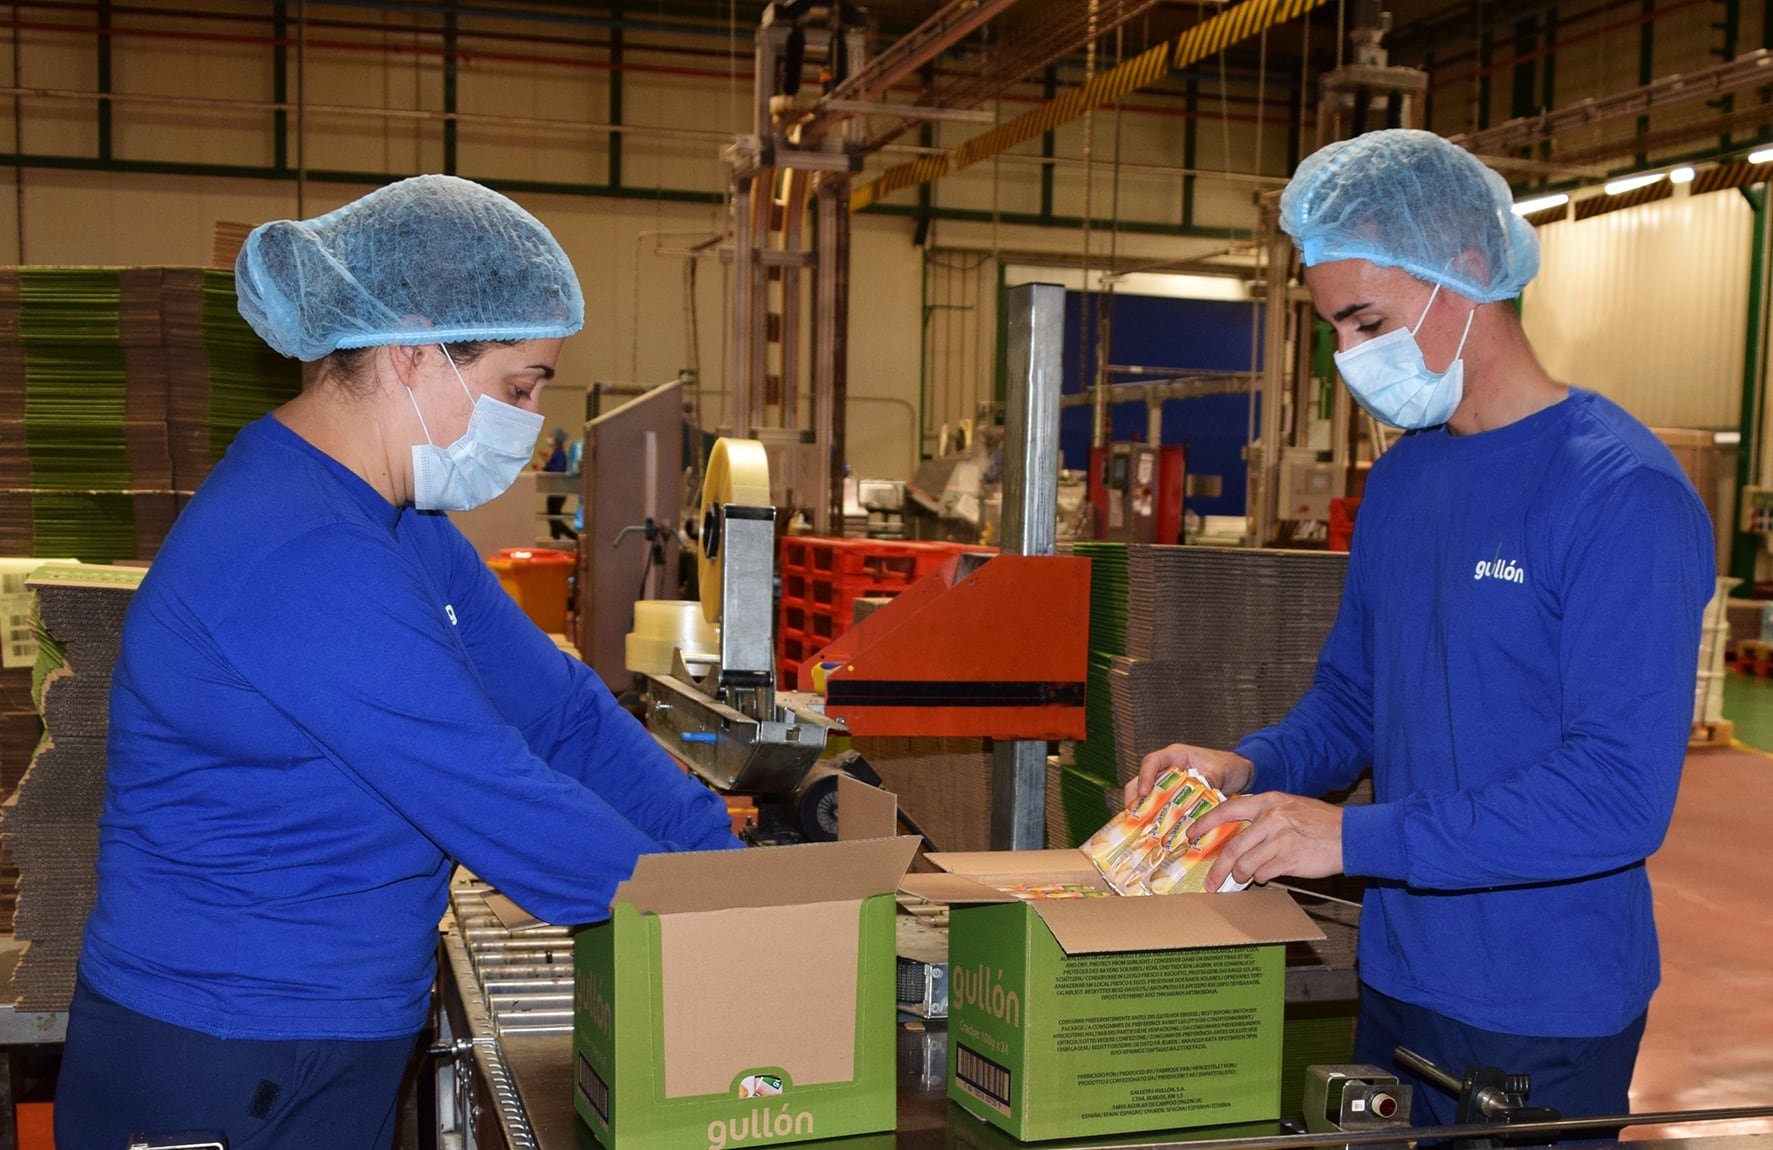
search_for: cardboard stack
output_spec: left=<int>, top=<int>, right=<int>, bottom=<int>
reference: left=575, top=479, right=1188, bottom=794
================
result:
left=0, top=558, right=62, bottom=933
left=1050, top=542, right=1129, bottom=847
left=850, top=736, right=993, bottom=853
left=0, top=669, right=34, bottom=932
left=0, top=266, right=299, bottom=564
left=0, top=563, right=144, bottom=1008
left=1111, top=546, right=1347, bottom=784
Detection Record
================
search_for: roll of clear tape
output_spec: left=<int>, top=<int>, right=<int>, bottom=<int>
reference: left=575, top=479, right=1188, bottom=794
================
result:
left=624, top=599, right=719, bottom=675
left=697, top=438, right=771, bottom=625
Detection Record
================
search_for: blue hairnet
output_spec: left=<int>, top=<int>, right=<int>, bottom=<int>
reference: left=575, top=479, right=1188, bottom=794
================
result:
left=235, top=174, right=585, bottom=361
left=1279, top=129, right=1539, bottom=303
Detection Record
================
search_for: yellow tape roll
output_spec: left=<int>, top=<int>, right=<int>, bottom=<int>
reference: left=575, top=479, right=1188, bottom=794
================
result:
left=697, top=437, right=771, bottom=624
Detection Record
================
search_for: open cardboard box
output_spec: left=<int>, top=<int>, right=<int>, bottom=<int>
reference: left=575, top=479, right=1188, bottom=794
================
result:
left=901, top=850, right=1325, bottom=1142
left=572, top=829, right=918, bottom=1150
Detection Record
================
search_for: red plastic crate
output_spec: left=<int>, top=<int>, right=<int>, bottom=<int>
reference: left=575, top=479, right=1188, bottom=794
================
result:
left=776, top=537, right=999, bottom=685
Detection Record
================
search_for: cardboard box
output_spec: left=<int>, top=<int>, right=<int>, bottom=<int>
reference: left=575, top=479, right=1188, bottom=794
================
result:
left=903, top=850, right=1324, bottom=1142
left=572, top=836, right=919, bottom=1150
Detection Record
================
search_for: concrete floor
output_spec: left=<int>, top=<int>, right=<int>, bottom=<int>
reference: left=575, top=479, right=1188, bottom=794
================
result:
left=1624, top=673, right=1773, bottom=1140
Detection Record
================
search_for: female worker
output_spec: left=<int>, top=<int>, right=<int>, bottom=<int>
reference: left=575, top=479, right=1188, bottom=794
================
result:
left=54, top=175, right=741, bottom=1148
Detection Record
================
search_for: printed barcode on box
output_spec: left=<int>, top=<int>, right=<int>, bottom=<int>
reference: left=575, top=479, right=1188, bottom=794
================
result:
left=576, top=1051, right=610, bottom=1123
left=955, top=1044, right=1014, bottom=1116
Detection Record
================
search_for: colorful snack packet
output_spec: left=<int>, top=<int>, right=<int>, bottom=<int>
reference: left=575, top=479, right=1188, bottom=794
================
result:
left=994, top=882, right=1111, bottom=900
left=1079, top=767, right=1250, bottom=894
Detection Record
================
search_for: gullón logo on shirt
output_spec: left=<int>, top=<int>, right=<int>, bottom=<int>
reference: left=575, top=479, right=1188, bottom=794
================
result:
left=445, top=604, right=459, bottom=625
left=1473, top=545, right=1526, bottom=584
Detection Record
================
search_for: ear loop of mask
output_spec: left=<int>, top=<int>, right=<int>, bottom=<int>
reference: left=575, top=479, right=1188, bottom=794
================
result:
left=1413, top=282, right=1477, bottom=367
left=406, top=344, right=473, bottom=446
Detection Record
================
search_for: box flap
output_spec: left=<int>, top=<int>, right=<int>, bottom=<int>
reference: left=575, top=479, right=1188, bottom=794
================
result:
left=614, top=835, right=919, bottom=915
left=898, top=872, right=1018, bottom=906
left=838, top=775, right=900, bottom=841
left=1031, top=885, right=1326, bottom=954
left=925, top=850, right=1097, bottom=880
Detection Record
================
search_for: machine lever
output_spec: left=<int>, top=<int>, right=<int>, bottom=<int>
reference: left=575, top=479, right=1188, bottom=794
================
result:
left=1394, top=1046, right=1563, bottom=1149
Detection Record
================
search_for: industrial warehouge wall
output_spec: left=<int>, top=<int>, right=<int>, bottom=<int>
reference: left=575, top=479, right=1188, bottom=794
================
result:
left=0, top=2, right=1275, bottom=485
left=0, top=1, right=1761, bottom=485
left=1525, top=189, right=1750, bottom=432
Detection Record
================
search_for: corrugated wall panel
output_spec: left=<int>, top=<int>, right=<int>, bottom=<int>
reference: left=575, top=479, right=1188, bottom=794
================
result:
left=1523, top=190, right=1748, bottom=430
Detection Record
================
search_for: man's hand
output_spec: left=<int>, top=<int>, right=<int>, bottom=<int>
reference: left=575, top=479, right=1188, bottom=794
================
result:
left=1192, top=793, right=1344, bottom=891
left=1123, top=744, right=1255, bottom=809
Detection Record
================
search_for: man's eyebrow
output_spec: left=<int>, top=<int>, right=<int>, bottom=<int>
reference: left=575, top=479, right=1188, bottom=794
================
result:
left=1331, top=301, right=1373, bottom=322
left=531, top=365, right=556, bottom=381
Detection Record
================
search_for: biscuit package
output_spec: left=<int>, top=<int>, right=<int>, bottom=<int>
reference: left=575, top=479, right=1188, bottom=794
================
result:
left=1079, top=767, right=1249, bottom=894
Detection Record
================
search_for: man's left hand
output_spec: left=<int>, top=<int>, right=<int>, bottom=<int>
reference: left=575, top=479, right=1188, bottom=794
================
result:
left=1193, top=793, right=1344, bottom=891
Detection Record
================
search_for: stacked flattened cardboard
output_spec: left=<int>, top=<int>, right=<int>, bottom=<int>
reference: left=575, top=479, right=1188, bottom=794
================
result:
left=1110, top=546, right=1348, bottom=785
left=0, top=559, right=59, bottom=933
left=0, top=564, right=143, bottom=1008
left=1048, top=542, right=1128, bottom=847
left=0, top=267, right=299, bottom=563
left=0, top=664, right=34, bottom=932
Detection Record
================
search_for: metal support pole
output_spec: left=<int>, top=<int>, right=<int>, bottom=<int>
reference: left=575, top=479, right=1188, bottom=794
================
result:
left=1252, top=220, right=1290, bottom=547
left=992, top=282, right=1062, bottom=849
left=812, top=177, right=849, bottom=534
left=781, top=170, right=806, bottom=428
left=731, top=172, right=756, bottom=435
left=750, top=180, right=773, bottom=430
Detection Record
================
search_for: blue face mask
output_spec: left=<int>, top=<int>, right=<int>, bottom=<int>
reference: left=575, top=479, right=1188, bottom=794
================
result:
left=1333, top=282, right=1476, bottom=430
left=408, top=345, right=545, bottom=511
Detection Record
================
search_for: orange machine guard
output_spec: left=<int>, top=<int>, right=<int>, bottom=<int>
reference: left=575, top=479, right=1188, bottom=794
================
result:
left=799, top=553, right=1090, bottom=739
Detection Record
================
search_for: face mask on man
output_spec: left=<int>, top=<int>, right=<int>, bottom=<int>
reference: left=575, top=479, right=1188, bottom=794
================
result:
left=1333, top=281, right=1476, bottom=430
left=407, top=345, right=545, bottom=511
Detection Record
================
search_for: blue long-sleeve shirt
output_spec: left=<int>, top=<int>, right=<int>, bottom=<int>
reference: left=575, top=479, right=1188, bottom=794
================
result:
left=80, top=415, right=739, bottom=1041
left=1236, top=389, right=1714, bottom=1037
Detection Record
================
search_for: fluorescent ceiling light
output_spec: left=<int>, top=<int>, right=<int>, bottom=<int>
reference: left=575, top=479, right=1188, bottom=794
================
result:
left=1750, top=147, right=1773, bottom=165
left=1670, top=166, right=1696, bottom=184
left=1511, top=193, right=1569, bottom=215
left=1003, top=265, right=1251, bottom=301
left=1112, top=272, right=1250, bottom=301
left=1603, top=173, right=1665, bottom=195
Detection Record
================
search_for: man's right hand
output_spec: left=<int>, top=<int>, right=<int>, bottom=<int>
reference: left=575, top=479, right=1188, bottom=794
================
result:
left=1123, top=744, right=1256, bottom=808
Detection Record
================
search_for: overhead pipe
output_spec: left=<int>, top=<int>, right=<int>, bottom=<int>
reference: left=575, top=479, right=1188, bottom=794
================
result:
left=1423, top=0, right=1710, bottom=92
left=0, top=14, right=1304, bottom=128
left=804, top=0, right=1025, bottom=136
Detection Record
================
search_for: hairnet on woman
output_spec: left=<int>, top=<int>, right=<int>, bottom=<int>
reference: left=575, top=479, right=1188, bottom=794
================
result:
left=55, top=175, right=741, bottom=1149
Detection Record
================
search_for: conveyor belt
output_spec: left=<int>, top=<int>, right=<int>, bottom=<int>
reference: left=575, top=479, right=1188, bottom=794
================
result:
left=436, top=878, right=1771, bottom=1150
left=437, top=874, right=1365, bottom=1150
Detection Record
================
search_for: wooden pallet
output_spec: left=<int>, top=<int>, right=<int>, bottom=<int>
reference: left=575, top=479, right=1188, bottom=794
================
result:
left=1732, top=638, right=1773, bottom=676
left=1690, top=718, right=1735, bottom=749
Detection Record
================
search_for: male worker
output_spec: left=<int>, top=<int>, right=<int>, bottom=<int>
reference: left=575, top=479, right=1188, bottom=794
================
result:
left=1129, top=129, right=1716, bottom=1128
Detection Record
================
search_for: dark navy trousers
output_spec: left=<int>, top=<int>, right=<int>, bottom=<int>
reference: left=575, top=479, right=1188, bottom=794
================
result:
left=1352, top=981, right=1648, bottom=1134
left=54, top=976, right=419, bottom=1150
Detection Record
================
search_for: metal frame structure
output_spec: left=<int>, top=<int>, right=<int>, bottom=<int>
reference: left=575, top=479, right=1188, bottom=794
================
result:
left=991, top=282, right=1065, bottom=850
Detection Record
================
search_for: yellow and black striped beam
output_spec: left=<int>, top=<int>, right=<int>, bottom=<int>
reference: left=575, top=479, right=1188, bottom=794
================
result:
left=849, top=154, right=951, bottom=211
left=1691, top=160, right=1773, bottom=196
left=1572, top=180, right=1672, bottom=220
left=1173, top=0, right=1331, bottom=72
left=849, top=0, right=1333, bottom=212
left=950, top=41, right=1172, bottom=169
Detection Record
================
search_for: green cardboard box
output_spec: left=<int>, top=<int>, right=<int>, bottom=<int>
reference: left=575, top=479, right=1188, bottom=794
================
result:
left=904, top=850, right=1324, bottom=1142
left=572, top=836, right=919, bottom=1150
